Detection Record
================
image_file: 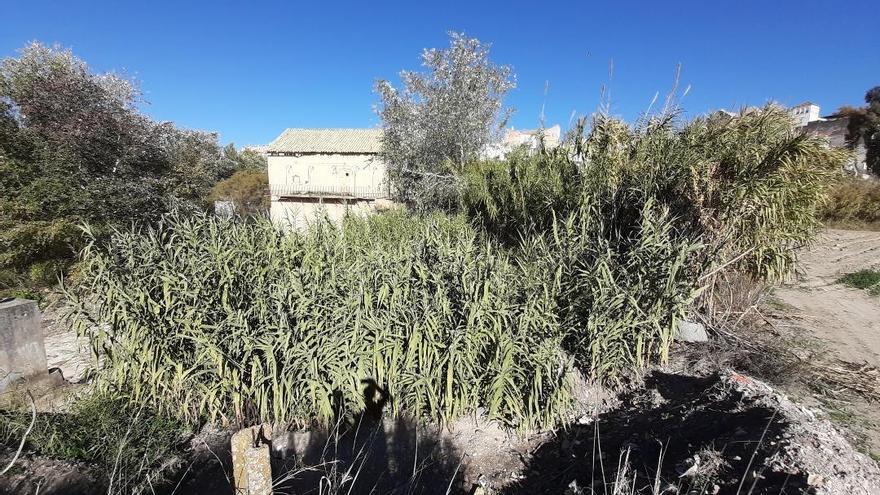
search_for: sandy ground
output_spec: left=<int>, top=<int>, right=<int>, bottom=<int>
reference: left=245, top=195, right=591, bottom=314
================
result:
left=774, top=229, right=880, bottom=366
left=759, top=229, right=880, bottom=461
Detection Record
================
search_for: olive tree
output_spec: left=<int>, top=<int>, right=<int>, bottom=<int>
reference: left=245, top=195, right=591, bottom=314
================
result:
left=0, top=43, right=245, bottom=278
left=375, top=32, right=515, bottom=209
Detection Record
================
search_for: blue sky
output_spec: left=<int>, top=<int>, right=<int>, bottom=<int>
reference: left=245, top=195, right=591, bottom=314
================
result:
left=3, top=0, right=878, bottom=146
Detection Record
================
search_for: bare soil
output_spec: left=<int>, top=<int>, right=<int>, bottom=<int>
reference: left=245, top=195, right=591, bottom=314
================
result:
left=774, top=229, right=880, bottom=366
left=754, top=229, right=880, bottom=459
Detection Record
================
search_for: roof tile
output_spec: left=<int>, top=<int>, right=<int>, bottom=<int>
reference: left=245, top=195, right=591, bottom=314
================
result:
left=267, top=128, right=383, bottom=154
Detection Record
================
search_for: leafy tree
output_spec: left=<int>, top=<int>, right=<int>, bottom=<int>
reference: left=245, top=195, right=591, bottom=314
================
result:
left=375, top=32, right=515, bottom=210
left=0, top=43, right=250, bottom=278
left=838, top=86, right=880, bottom=175
left=210, top=169, right=269, bottom=215
left=219, top=143, right=267, bottom=175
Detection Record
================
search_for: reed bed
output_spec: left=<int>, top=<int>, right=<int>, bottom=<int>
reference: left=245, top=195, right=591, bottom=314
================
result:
left=68, top=213, right=573, bottom=428
left=67, top=106, right=843, bottom=429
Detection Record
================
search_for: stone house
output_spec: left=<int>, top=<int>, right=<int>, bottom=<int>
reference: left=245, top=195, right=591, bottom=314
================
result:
left=789, top=102, right=870, bottom=176
left=265, top=124, right=564, bottom=228
left=266, top=128, right=391, bottom=228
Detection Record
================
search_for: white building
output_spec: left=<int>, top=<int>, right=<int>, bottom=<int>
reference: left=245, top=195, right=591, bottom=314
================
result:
left=788, top=101, right=822, bottom=127
left=786, top=102, right=869, bottom=176
left=484, top=125, right=562, bottom=159
left=266, top=128, right=391, bottom=228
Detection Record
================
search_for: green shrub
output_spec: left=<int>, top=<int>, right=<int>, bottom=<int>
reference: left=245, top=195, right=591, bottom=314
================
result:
left=0, top=219, right=82, bottom=272
left=527, top=199, right=706, bottom=376
left=462, top=148, right=582, bottom=241
left=462, top=106, right=846, bottom=281
left=0, top=288, right=43, bottom=306
left=0, top=390, right=187, bottom=492
left=68, top=212, right=575, bottom=429
left=67, top=206, right=705, bottom=429
left=210, top=169, right=269, bottom=215
left=838, top=270, right=880, bottom=296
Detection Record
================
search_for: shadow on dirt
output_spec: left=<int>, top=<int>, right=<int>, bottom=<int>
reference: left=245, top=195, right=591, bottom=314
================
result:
left=171, top=380, right=465, bottom=495
left=505, top=372, right=811, bottom=495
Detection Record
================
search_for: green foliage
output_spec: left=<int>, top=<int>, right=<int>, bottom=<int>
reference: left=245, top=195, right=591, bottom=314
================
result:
left=376, top=32, right=515, bottom=210
left=524, top=200, right=706, bottom=376
left=0, top=218, right=81, bottom=272
left=838, top=270, right=880, bottom=296
left=210, top=169, right=269, bottom=215
left=219, top=144, right=267, bottom=175
left=821, top=178, right=880, bottom=226
left=462, top=106, right=846, bottom=281
left=0, top=43, right=259, bottom=279
left=66, top=106, right=839, bottom=430
left=839, top=86, right=880, bottom=175
left=0, top=390, right=187, bottom=492
left=68, top=211, right=576, bottom=429
left=68, top=205, right=707, bottom=428
left=461, top=148, right=581, bottom=240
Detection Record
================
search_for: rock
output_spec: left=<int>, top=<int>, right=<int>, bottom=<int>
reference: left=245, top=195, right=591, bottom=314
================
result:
left=0, top=298, right=48, bottom=392
left=676, top=320, right=708, bottom=343
left=565, top=479, right=584, bottom=495
left=231, top=424, right=273, bottom=495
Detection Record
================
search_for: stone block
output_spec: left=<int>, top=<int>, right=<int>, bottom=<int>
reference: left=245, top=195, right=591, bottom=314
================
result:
left=676, top=319, right=709, bottom=343
left=231, top=424, right=273, bottom=495
left=0, top=299, right=48, bottom=391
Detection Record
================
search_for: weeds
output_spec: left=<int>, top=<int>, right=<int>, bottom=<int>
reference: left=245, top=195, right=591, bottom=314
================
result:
left=838, top=269, right=880, bottom=296
left=821, top=178, right=880, bottom=228
left=464, top=105, right=846, bottom=282
left=65, top=106, right=845, bottom=431
left=0, top=390, right=188, bottom=493
left=67, top=212, right=576, bottom=429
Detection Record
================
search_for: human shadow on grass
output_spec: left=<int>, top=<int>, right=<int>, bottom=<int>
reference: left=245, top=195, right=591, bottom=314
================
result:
left=505, top=372, right=812, bottom=495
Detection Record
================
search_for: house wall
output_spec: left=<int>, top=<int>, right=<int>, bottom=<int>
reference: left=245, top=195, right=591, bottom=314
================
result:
left=267, top=153, right=392, bottom=229
left=789, top=104, right=821, bottom=127
left=270, top=197, right=387, bottom=230
left=267, top=153, right=387, bottom=193
left=803, top=116, right=869, bottom=175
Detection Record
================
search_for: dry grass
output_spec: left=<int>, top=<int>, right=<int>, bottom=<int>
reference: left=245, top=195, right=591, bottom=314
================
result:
left=821, top=178, right=880, bottom=228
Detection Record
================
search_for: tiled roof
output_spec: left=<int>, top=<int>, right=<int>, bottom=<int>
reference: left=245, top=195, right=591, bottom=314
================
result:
left=267, top=128, right=383, bottom=154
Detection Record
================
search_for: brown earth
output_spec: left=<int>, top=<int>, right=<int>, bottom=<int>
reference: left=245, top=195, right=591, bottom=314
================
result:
left=774, top=229, right=880, bottom=366
left=753, top=229, right=880, bottom=461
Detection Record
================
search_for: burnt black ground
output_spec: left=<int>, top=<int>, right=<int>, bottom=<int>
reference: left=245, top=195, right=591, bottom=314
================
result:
left=505, top=372, right=811, bottom=494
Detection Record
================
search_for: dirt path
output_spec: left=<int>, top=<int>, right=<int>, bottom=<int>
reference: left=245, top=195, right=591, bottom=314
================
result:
left=774, top=229, right=880, bottom=366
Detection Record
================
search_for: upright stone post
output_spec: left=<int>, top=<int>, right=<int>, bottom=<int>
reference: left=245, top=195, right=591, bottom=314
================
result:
left=231, top=424, right=273, bottom=495
left=0, top=298, right=48, bottom=392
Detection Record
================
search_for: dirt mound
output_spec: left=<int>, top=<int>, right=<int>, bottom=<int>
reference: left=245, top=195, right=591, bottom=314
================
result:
left=4, top=370, right=877, bottom=494
left=506, top=370, right=880, bottom=495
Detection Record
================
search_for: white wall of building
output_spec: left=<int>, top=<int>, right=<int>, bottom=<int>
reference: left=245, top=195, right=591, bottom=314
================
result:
left=267, top=152, right=392, bottom=229
left=789, top=103, right=821, bottom=127
left=267, top=153, right=387, bottom=194
left=270, top=198, right=380, bottom=230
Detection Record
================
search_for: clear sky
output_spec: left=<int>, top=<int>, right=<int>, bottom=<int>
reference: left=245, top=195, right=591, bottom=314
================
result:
left=3, top=0, right=878, bottom=146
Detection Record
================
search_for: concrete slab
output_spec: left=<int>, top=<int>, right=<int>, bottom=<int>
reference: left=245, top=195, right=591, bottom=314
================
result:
left=0, top=298, right=48, bottom=392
